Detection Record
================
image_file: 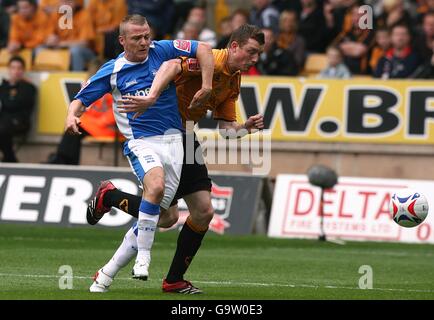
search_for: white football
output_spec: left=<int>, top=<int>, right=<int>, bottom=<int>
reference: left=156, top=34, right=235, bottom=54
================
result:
left=390, top=189, right=429, bottom=228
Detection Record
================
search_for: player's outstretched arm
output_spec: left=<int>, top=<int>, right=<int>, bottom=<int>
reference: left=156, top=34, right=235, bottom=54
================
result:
left=218, top=114, right=264, bottom=139
left=117, top=59, right=182, bottom=119
left=65, top=99, right=86, bottom=135
left=189, top=42, right=214, bottom=110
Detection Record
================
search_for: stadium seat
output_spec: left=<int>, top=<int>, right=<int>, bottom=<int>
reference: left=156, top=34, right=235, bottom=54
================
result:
left=0, top=48, right=33, bottom=71
left=33, top=49, right=70, bottom=71
left=302, top=54, right=328, bottom=77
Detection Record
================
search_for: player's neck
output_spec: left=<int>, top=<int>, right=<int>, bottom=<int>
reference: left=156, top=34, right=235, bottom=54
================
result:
left=226, top=56, right=239, bottom=74
left=124, top=53, right=147, bottom=63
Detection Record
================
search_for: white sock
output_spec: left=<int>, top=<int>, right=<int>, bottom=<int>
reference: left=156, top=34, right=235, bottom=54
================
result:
left=101, top=227, right=137, bottom=278
left=137, top=212, right=159, bottom=262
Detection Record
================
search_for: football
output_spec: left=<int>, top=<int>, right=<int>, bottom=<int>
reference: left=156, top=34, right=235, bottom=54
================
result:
left=390, top=189, right=429, bottom=228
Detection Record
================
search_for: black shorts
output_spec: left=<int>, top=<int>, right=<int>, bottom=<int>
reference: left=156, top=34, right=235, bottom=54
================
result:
left=170, top=132, right=212, bottom=206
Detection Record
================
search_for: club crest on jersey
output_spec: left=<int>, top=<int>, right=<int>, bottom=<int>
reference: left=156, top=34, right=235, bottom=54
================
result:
left=174, top=40, right=192, bottom=53
left=186, top=58, right=201, bottom=71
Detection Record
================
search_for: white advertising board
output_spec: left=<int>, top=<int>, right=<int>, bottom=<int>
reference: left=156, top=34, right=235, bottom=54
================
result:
left=268, top=175, right=434, bottom=244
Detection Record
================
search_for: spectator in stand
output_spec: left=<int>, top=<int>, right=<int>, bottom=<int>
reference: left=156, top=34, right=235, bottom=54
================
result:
left=272, top=0, right=302, bottom=13
left=2, top=0, right=17, bottom=14
left=299, top=0, right=328, bottom=53
left=179, top=21, right=201, bottom=41
left=38, top=0, right=58, bottom=15
left=415, top=12, right=434, bottom=64
left=369, top=28, right=392, bottom=73
left=44, top=0, right=96, bottom=71
left=7, top=0, right=50, bottom=54
left=88, top=0, right=127, bottom=60
left=376, top=0, right=414, bottom=30
left=249, top=0, right=280, bottom=34
left=216, top=16, right=233, bottom=49
left=412, top=0, right=433, bottom=25
left=323, top=0, right=358, bottom=46
left=176, top=6, right=217, bottom=48
left=231, top=8, right=250, bottom=30
left=412, top=37, right=434, bottom=78
left=374, top=24, right=421, bottom=79
left=127, top=0, right=174, bottom=39
left=0, top=5, right=10, bottom=48
left=0, top=56, right=36, bottom=162
left=332, top=4, right=375, bottom=74
left=170, top=0, right=196, bottom=36
left=256, top=27, right=299, bottom=75
left=277, top=10, right=306, bottom=72
left=318, top=45, right=352, bottom=78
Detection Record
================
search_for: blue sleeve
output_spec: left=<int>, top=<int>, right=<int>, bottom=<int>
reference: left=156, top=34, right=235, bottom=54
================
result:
left=154, top=40, right=199, bottom=61
left=74, top=64, right=113, bottom=107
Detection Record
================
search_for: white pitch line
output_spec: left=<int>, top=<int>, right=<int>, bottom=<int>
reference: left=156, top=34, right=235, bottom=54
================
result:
left=0, top=273, right=433, bottom=294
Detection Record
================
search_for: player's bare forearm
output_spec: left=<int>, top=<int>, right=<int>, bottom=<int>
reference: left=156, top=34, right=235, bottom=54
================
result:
left=148, top=59, right=182, bottom=101
left=195, top=42, right=214, bottom=91
left=65, top=99, right=85, bottom=135
left=189, top=42, right=214, bottom=110
left=218, top=120, right=248, bottom=139
left=67, top=99, right=85, bottom=118
left=218, top=114, right=264, bottom=138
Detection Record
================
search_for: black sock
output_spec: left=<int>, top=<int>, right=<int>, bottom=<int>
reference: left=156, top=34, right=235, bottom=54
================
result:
left=102, top=189, right=141, bottom=218
left=166, top=217, right=207, bottom=283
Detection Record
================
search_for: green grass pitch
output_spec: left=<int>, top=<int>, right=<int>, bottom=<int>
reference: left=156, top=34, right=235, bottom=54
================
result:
left=0, top=223, right=433, bottom=300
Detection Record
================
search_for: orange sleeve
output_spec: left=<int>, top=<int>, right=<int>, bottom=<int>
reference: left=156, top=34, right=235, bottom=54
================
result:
left=45, top=11, right=58, bottom=36
left=76, top=10, right=96, bottom=41
left=114, top=0, right=128, bottom=27
left=31, top=11, right=51, bottom=47
left=179, top=56, right=202, bottom=78
left=87, top=0, right=97, bottom=17
left=178, top=50, right=226, bottom=78
left=8, top=15, right=20, bottom=44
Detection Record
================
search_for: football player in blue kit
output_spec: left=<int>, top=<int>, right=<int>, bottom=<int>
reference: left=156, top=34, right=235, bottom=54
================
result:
left=64, top=14, right=214, bottom=287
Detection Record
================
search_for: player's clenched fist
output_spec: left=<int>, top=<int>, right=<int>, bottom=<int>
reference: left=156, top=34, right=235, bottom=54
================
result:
left=244, top=114, right=264, bottom=133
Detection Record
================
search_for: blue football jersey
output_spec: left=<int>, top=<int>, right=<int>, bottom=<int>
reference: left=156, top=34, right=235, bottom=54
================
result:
left=75, top=40, right=199, bottom=139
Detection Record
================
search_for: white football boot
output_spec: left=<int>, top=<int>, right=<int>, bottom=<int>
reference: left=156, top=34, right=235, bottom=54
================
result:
left=132, top=258, right=150, bottom=281
left=89, top=269, right=113, bottom=293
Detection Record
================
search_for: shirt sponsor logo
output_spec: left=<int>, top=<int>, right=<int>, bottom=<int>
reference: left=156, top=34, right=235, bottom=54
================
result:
left=174, top=40, right=192, bottom=53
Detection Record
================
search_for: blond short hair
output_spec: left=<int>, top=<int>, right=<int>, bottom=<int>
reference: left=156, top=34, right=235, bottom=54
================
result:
left=119, top=14, right=148, bottom=36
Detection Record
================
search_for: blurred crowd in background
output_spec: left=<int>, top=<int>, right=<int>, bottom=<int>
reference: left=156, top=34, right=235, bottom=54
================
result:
left=2, top=0, right=434, bottom=79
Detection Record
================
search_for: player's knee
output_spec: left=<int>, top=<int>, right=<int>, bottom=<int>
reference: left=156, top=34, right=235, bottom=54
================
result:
left=193, top=203, right=214, bottom=226
left=145, top=179, right=165, bottom=202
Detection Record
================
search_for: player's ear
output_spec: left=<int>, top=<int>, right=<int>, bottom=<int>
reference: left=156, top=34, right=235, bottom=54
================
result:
left=229, top=41, right=239, bottom=52
left=119, top=35, right=125, bottom=47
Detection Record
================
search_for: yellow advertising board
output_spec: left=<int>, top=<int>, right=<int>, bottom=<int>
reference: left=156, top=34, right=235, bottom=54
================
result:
left=233, top=76, right=434, bottom=144
left=38, top=72, right=87, bottom=134
left=36, top=73, right=434, bottom=144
